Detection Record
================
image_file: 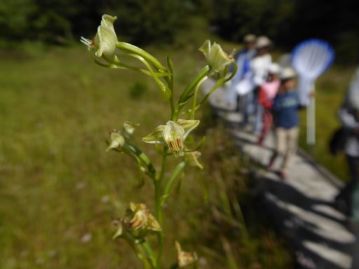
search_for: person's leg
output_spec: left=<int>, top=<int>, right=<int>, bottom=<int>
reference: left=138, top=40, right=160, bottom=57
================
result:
left=242, top=93, right=251, bottom=126
left=236, top=94, right=241, bottom=112
left=268, top=128, right=285, bottom=169
left=258, top=109, right=272, bottom=145
left=280, top=127, right=298, bottom=178
left=254, top=105, right=264, bottom=135
left=250, top=88, right=259, bottom=132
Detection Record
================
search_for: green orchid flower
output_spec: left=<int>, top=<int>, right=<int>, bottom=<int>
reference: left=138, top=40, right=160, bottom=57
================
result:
left=199, top=40, right=233, bottom=74
left=81, top=14, right=118, bottom=59
left=106, top=130, right=125, bottom=151
left=113, top=203, right=161, bottom=240
left=128, top=203, right=161, bottom=232
left=143, top=119, right=199, bottom=156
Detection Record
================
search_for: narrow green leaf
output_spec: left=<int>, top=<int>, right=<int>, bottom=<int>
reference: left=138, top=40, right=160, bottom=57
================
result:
left=161, top=162, right=186, bottom=205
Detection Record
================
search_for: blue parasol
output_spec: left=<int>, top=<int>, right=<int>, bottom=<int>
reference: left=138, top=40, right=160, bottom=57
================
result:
left=291, top=39, right=335, bottom=145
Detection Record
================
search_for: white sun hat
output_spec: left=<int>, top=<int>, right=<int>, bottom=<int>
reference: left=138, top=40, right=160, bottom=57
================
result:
left=244, top=34, right=256, bottom=43
left=256, top=36, right=271, bottom=49
left=268, top=63, right=280, bottom=74
left=280, top=67, right=297, bottom=80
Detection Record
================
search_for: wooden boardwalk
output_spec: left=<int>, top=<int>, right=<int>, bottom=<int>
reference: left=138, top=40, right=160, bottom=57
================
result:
left=214, top=109, right=357, bottom=269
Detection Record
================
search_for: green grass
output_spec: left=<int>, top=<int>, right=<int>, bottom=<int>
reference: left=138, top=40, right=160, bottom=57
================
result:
left=0, top=43, right=293, bottom=269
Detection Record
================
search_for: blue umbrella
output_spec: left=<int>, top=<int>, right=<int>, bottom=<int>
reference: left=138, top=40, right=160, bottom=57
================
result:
left=292, top=39, right=335, bottom=145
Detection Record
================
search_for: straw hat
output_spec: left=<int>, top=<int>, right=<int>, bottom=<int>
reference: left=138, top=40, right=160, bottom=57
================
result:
left=280, top=67, right=296, bottom=80
left=256, top=36, right=271, bottom=48
left=244, top=34, right=256, bottom=43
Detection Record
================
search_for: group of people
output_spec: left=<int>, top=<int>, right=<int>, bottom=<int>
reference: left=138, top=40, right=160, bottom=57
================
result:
left=224, top=34, right=359, bottom=221
left=224, top=34, right=359, bottom=266
left=227, top=34, right=301, bottom=180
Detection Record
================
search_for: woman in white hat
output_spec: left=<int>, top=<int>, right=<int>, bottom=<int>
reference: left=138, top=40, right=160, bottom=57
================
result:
left=250, top=36, right=273, bottom=134
left=227, top=34, right=257, bottom=112
left=334, top=67, right=359, bottom=217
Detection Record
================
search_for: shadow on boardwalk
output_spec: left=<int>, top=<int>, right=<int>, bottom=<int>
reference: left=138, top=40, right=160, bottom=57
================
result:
left=213, top=109, right=357, bottom=269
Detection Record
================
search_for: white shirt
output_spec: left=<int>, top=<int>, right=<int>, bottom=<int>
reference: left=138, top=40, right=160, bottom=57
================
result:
left=250, top=54, right=272, bottom=87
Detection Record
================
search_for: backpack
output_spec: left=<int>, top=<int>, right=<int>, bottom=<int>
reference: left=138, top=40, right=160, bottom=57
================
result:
left=328, top=127, right=350, bottom=155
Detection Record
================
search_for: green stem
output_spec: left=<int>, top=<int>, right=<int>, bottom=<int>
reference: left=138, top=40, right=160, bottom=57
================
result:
left=191, top=76, right=208, bottom=119
left=175, top=66, right=210, bottom=119
left=128, top=53, right=170, bottom=100
left=117, top=41, right=166, bottom=71
left=161, top=162, right=186, bottom=206
left=124, top=235, right=152, bottom=269
left=197, top=78, right=224, bottom=107
left=154, top=147, right=168, bottom=268
left=141, top=241, right=157, bottom=269
left=166, top=57, right=176, bottom=120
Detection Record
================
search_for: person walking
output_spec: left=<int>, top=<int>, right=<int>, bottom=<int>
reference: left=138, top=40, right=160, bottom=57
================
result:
left=233, top=34, right=256, bottom=80
left=257, top=63, right=280, bottom=145
left=267, top=68, right=299, bottom=180
left=250, top=36, right=272, bottom=134
left=334, top=68, right=359, bottom=217
left=227, top=34, right=256, bottom=114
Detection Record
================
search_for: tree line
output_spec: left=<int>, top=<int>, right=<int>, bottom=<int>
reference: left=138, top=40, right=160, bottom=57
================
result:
left=0, top=0, right=357, bottom=62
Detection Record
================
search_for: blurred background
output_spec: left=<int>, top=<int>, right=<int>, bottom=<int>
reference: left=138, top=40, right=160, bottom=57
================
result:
left=0, top=0, right=357, bottom=268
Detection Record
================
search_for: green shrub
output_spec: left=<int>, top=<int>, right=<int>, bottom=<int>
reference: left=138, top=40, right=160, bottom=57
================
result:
left=209, top=0, right=294, bottom=42
left=109, top=0, right=186, bottom=44
left=0, top=0, right=36, bottom=40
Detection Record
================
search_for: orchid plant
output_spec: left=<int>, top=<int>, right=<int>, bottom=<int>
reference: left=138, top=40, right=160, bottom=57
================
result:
left=82, top=14, right=236, bottom=269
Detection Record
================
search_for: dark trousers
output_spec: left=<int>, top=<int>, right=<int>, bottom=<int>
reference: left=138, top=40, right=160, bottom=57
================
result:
left=336, top=155, right=359, bottom=216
